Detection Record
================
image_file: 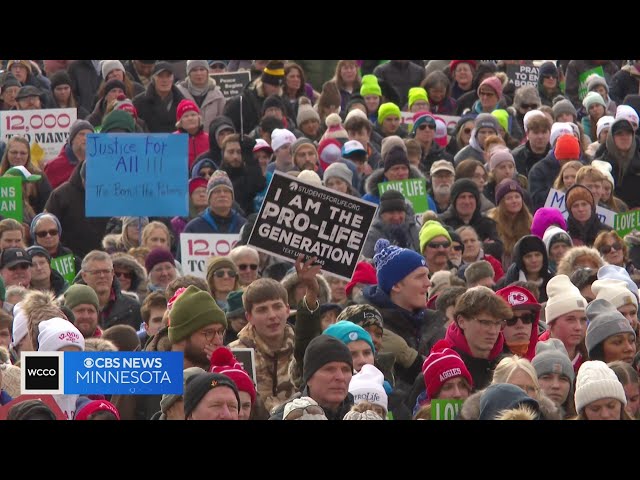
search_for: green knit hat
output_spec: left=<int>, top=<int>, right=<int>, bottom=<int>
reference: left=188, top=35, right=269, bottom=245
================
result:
left=419, top=220, right=452, bottom=254
left=377, top=102, right=401, bottom=125
left=168, top=285, right=227, bottom=343
left=360, top=74, right=381, bottom=97
left=226, top=290, right=245, bottom=319
left=101, top=110, right=135, bottom=133
left=64, top=284, right=100, bottom=312
left=408, top=87, right=429, bottom=110
left=491, top=109, right=509, bottom=133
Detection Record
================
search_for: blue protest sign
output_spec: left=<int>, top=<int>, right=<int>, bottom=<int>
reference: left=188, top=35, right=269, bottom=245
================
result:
left=63, top=351, right=184, bottom=395
left=85, top=133, right=189, bottom=217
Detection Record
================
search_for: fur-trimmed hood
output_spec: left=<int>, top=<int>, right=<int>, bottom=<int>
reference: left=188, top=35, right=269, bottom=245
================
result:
left=365, top=165, right=425, bottom=196
left=281, top=270, right=331, bottom=308
left=459, top=387, right=562, bottom=420
left=111, top=252, right=148, bottom=294
left=556, top=246, right=604, bottom=277
left=495, top=404, right=540, bottom=420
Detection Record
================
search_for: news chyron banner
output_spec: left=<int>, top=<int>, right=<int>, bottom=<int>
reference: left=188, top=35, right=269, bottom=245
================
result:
left=248, top=172, right=378, bottom=281
left=21, top=351, right=183, bottom=395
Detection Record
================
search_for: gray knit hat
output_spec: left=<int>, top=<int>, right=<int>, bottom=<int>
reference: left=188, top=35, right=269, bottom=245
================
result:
left=187, top=60, right=209, bottom=74
left=552, top=98, right=578, bottom=120
left=585, top=298, right=636, bottom=356
left=464, top=260, right=495, bottom=285
left=323, top=162, right=353, bottom=186
left=532, top=338, right=575, bottom=384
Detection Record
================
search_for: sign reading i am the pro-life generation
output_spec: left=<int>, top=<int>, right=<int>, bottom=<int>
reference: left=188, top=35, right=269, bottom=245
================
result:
left=85, top=133, right=188, bottom=217
left=248, top=172, right=377, bottom=281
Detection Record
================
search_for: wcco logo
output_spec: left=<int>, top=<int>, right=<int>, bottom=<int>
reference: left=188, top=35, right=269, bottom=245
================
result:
left=21, top=352, right=65, bottom=395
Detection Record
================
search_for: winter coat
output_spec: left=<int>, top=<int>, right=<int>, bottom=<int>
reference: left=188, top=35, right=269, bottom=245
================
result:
left=373, top=61, right=426, bottom=108
left=597, top=134, right=640, bottom=209
left=438, top=203, right=501, bottom=246
left=133, top=83, right=185, bottom=133
left=111, top=252, right=148, bottom=303
left=223, top=81, right=266, bottom=135
left=192, top=115, right=237, bottom=171
left=419, top=142, right=454, bottom=174
left=459, top=387, right=562, bottom=420
left=67, top=60, right=101, bottom=113
left=44, top=144, right=81, bottom=189
left=183, top=209, right=247, bottom=235
left=610, top=66, right=640, bottom=104
left=361, top=165, right=425, bottom=204
left=220, top=163, right=266, bottom=216
left=269, top=387, right=354, bottom=420
left=44, top=164, right=109, bottom=258
left=528, top=151, right=562, bottom=210
left=512, top=141, right=551, bottom=177
left=176, top=79, right=226, bottom=133
left=173, top=127, right=209, bottom=171
left=362, top=205, right=420, bottom=258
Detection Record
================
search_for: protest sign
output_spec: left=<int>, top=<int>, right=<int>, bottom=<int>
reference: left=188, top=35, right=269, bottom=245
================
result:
left=506, top=63, right=539, bottom=88
left=180, top=233, right=240, bottom=278
left=0, top=108, right=77, bottom=165
left=431, top=399, right=464, bottom=420
left=544, top=188, right=615, bottom=227
left=378, top=178, right=428, bottom=214
left=615, top=210, right=640, bottom=237
left=578, top=67, right=605, bottom=101
left=85, top=133, right=188, bottom=217
left=210, top=71, right=251, bottom=100
left=0, top=176, right=22, bottom=221
left=248, top=172, right=377, bottom=280
left=51, top=254, right=76, bottom=284
left=231, top=348, right=257, bottom=385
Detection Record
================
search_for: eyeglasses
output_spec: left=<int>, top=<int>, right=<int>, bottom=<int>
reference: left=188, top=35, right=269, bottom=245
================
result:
left=427, top=241, right=451, bottom=249
left=213, top=269, right=237, bottom=279
left=285, top=405, right=325, bottom=420
left=418, top=123, right=436, bottom=130
left=86, top=269, right=113, bottom=276
left=8, top=263, right=30, bottom=271
left=238, top=264, right=258, bottom=271
left=506, top=313, right=535, bottom=327
left=452, top=245, right=464, bottom=252
left=35, top=229, right=59, bottom=238
left=115, top=271, right=133, bottom=280
left=520, top=103, right=538, bottom=110
left=599, top=242, right=622, bottom=255
left=474, top=318, right=506, bottom=329
left=202, top=328, right=226, bottom=342
left=478, top=90, right=496, bottom=98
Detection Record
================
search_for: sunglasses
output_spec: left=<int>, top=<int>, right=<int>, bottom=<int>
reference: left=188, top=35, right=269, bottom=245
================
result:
left=36, top=229, right=59, bottom=238
left=520, top=103, right=538, bottom=110
left=213, top=269, right=237, bottom=279
left=452, top=245, right=464, bottom=252
left=478, top=91, right=496, bottom=97
left=115, top=271, right=133, bottom=280
left=238, top=264, right=258, bottom=271
left=599, top=242, right=622, bottom=255
left=506, top=313, right=535, bottom=327
left=418, top=123, right=436, bottom=130
left=541, top=74, right=557, bottom=80
left=428, top=241, right=451, bottom=249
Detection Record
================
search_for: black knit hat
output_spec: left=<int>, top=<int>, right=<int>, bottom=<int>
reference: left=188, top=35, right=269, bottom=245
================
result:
left=261, top=95, right=286, bottom=116
left=183, top=372, right=240, bottom=419
left=262, top=60, right=285, bottom=87
left=346, top=94, right=367, bottom=112
left=379, top=189, right=406, bottom=214
left=450, top=178, right=480, bottom=206
left=383, top=146, right=410, bottom=173
left=49, top=70, right=72, bottom=90
left=303, top=335, right=353, bottom=385
left=103, top=79, right=126, bottom=96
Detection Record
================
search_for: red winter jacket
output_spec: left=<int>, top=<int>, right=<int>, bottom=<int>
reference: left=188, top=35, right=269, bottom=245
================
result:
left=174, top=128, right=209, bottom=170
left=44, top=144, right=77, bottom=189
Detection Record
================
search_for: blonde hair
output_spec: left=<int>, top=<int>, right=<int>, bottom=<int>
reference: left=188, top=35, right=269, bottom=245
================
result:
left=141, top=221, right=171, bottom=250
left=576, top=165, right=606, bottom=185
left=553, top=160, right=583, bottom=191
left=492, top=355, right=540, bottom=391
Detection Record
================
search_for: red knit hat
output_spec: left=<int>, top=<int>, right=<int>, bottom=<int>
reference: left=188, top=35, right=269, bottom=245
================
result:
left=450, top=60, right=477, bottom=74
left=422, top=341, right=473, bottom=399
left=478, top=76, right=503, bottom=99
left=75, top=400, right=120, bottom=420
left=209, top=347, right=256, bottom=405
left=554, top=134, right=580, bottom=160
left=189, top=177, right=208, bottom=196
left=345, top=261, right=377, bottom=296
left=177, top=99, right=200, bottom=121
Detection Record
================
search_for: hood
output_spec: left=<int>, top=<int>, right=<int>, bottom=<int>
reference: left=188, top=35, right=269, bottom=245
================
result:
left=443, top=320, right=505, bottom=361
left=191, top=157, right=218, bottom=178
left=365, top=165, right=425, bottom=196
left=145, top=326, right=172, bottom=353
left=556, top=245, right=604, bottom=277
left=460, top=386, right=562, bottom=420
left=207, top=115, right=235, bottom=151
left=512, top=235, right=549, bottom=276
left=281, top=270, right=331, bottom=307
left=111, top=252, right=148, bottom=291
left=542, top=226, right=572, bottom=256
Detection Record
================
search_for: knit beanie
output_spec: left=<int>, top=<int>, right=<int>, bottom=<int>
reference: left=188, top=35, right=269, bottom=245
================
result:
left=38, top=317, right=85, bottom=352
left=291, top=137, right=315, bottom=158
left=419, top=220, right=452, bottom=253
left=360, top=74, right=382, bottom=97
left=323, top=162, right=352, bottom=186
left=554, top=134, right=580, bottom=160
left=176, top=99, right=200, bottom=122
left=574, top=360, right=627, bottom=414
left=373, top=238, right=427, bottom=295
left=407, top=87, right=429, bottom=110
left=615, top=105, right=639, bottom=125
left=380, top=136, right=407, bottom=163
left=595, top=116, right=615, bottom=139
left=474, top=113, right=499, bottom=134
left=422, top=343, right=473, bottom=399
left=379, top=189, right=406, bottom=214
left=303, top=335, right=353, bottom=385
left=344, top=262, right=377, bottom=297
left=75, top=399, right=120, bottom=420
left=49, top=70, right=72, bottom=90
left=545, top=274, right=587, bottom=324
left=64, top=284, right=99, bottom=312
left=262, top=95, right=286, bottom=117
left=113, top=95, right=138, bottom=118
left=585, top=298, right=636, bottom=356
left=270, top=128, right=296, bottom=152
left=68, top=120, right=95, bottom=145
left=412, top=111, right=436, bottom=134
left=186, top=60, right=209, bottom=75
left=283, top=396, right=327, bottom=420
left=348, top=364, right=388, bottom=412
left=296, top=170, right=323, bottom=186
left=538, top=61, right=558, bottom=78
left=495, top=178, right=524, bottom=206
left=322, top=114, right=349, bottom=141
left=565, top=184, right=595, bottom=211
left=542, top=226, right=573, bottom=256
left=297, top=97, right=320, bottom=126
left=261, top=60, right=285, bottom=87
left=591, top=279, right=638, bottom=310
left=206, top=170, right=234, bottom=201
left=145, top=248, right=175, bottom=273
left=345, top=108, right=368, bottom=124
left=450, top=178, right=480, bottom=207
left=160, top=366, right=205, bottom=415
left=450, top=60, right=477, bottom=74
left=206, top=256, right=237, bottom=284
left=101, top=60, right=125, bottom=79
left=597, top=264, right=639, bottom=298
left=189, top=177, right=208, bottom=196
left=209, top=347, right=256, bottom=405
left=478, top=76, right=503, bottom=98
left=168, top=285, right=227, bottom=343
left=491, top=109, right=509, bottom=133
left=488, top=148, right=515, bottom=172
left=184, top=372, right=241, bottom=418
left=583, top=91, right=606, bottom=112
left=324, top=320, right=376, bottom=354
left=383, top=145, right=410, bottom=173
left=531, top=207, right=567, bottom=239
left=550, top=122, right=575, bottom=147
left=552, top=99, right=577, bottom=120
left=464, top=260, right=495, bottom=284
left=532, top=339, right=575, bottom=384
left=101, top=110, right=135, bottom=133
left=336, top=304, right=383, bottom=330
left=377, top=102, right=401, bottom=125
left=586, top=74, right=609, bottom=93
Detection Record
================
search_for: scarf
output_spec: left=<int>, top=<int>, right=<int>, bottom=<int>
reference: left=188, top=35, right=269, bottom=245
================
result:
left=185, top=77, right=214, bottom=98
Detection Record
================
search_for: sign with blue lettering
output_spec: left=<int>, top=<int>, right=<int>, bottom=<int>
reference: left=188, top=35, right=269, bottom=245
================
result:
left=85, top=133, right=189, bottom=217
left=63, top=352, right=184, bottom=395
left=544, top=188, right=615, bottom=227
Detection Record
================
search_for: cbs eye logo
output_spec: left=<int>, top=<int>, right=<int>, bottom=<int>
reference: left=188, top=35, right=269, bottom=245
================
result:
left=21, top=352, right=64, bottom=394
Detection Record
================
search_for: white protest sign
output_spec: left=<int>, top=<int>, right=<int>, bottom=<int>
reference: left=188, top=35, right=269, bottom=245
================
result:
left=180, top=233, right=240, bottom=278
left=544, top=188, right=615, bottom=227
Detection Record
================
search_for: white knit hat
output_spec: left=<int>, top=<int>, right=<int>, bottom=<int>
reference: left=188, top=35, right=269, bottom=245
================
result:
left=10, top=302, right=28, bottom=348
left=550, top=122, right=575, bottom=146
left=595, top=116, right=614, bottom=139
left=270, top=128, right=296, bottom=152
left=523, top=109, right=546, bottom=133
left=348, top=364, right=388, bottom=413
left=37, top=317, right=85, bottom=352
left=542, top=226, right=572, bottom=257
left=344, top=109, right=368, bottom=124
left=615, top=105, right=639, bottom=125
left=591, top=279, right=638, bottom=309
left=574, top=360, right=627, bottom=414
left=296, top=170, right=323, bottom=187
left=101, top=60, right=125, bottom=79
left=591, top=159, right=615, bottom=187
left=545, top=274, right=587, bottom=324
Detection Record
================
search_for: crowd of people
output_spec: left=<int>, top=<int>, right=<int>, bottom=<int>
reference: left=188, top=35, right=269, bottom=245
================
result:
left=0, top=59, right=639, bottom=420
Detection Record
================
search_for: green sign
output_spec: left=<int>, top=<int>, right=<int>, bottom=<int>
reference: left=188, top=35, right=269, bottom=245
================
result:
left=615, top=210, right=640, bottom=237
left=51, top=254, right=76, bottom=284
left=0, top=176, right=22, bottom=222
left=378, top=178, right=428, bottom=214
left=431, top=399, right=464, bottom=420
left=578, top=66, right=605, bottom=101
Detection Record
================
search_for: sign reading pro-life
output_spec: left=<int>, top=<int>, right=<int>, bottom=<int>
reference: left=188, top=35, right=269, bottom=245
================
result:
left=248, top=172, right=377, bottom=280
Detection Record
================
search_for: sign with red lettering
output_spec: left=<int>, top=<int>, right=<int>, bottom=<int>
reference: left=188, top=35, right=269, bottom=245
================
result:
left=179, top=233, right=240, bottom=278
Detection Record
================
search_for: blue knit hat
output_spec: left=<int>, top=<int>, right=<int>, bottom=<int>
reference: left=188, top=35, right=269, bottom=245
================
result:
left=323, top=320, right=376, bottom=354
left=373, top=239, right=427, bottom=295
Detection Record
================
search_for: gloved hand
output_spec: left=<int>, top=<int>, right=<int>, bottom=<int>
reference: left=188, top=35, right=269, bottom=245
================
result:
left=382, top=329, right=418, bottom=368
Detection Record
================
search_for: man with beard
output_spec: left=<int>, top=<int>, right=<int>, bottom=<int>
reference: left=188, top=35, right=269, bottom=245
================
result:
left=291, top=138, right=319, bottom=172
left=362, top=190, right=420, bottom=258
left=220, top=134, right=266, bottom=215
left=63, top=284, right=102, bottom=339
left=419, top=220, right=456, bottom=274
left=427, top=160, right=455, bottom=213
